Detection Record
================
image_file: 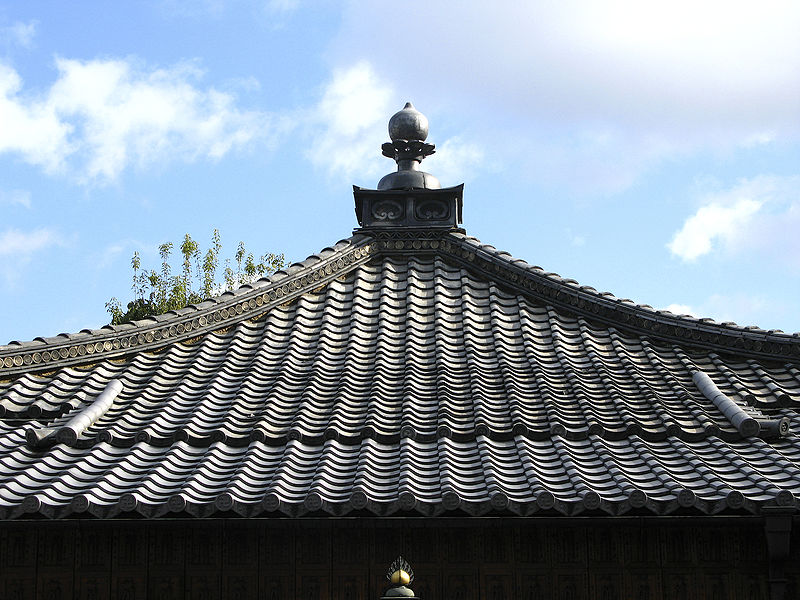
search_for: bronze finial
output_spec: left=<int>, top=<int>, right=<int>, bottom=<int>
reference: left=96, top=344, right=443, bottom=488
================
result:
left=353, top=102, right=463, bottom=232
left=388, top=102, right=429, bottom=143
left=386, top=556, right=414, bottom=584
left=378, top=102, right=440, bottom=191
left=380, top=556, right=419, bottom=599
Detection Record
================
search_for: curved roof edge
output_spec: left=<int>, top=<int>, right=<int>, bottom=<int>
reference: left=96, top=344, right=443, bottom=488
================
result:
left=443, top=231, right=800, bottom=362
left=1, top=229, right=798, bottom=376
left=0, top=234, right=374, bottom=375
left=3, top=486, right=795, bottom=521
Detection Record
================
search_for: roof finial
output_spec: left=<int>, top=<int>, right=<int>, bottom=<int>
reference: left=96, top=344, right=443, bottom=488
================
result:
left=378, top=102, right=441, bottom=191
left=388, top=102, right=429, bottom=142
left=380, top=557, right=419, bottom=599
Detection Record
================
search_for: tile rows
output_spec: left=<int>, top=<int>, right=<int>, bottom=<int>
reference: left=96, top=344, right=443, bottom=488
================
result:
left=2, top=257, right=797, bottom=441
left=0, top=252, right=798, bottom=518
left=0, top=432, right=796, bottom=519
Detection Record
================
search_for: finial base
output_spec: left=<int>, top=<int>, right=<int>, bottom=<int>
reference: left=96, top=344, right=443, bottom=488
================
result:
left=377, top=170, right=441, bottom=191
left=381, top=586, right=419, bottom=599
left=354, top=185, right=463, bottom=231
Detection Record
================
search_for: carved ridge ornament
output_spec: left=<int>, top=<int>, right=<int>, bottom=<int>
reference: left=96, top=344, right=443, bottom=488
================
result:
left=0, top=242, right=379, bottom=375
left=371, top=233, right=800, bottom=361
left=1, top=232, right=799, bottom=375
left=371, top=199, right=404, bottom=221
left=415, top=198, right=449, bottom=220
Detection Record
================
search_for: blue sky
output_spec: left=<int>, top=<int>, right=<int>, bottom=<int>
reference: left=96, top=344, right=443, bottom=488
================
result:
left=1, top=0, right=798, bottom=344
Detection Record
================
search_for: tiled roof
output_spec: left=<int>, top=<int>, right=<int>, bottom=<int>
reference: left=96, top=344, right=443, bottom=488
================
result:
left=0, top=230, right=799, bottom=520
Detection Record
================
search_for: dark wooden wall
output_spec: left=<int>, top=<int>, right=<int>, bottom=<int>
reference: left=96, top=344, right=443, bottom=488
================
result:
left=0, top=517, right=795, bottom=599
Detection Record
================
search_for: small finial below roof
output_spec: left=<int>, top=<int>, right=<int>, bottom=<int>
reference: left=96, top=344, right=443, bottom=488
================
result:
left=378, top=102, right=440, bottom=191
left=380, top=557, right=419, bottom=599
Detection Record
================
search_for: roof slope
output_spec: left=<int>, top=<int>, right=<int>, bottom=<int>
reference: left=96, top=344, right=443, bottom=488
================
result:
left=0, top=230, right=799, bottom=519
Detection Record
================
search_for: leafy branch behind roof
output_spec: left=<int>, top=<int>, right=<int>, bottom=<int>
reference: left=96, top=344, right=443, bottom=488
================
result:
left=106, top=229, right=285, bottom=325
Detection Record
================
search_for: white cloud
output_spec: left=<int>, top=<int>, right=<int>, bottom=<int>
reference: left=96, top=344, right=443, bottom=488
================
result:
left=424, top=137, right=486, bottom=187
left=660, top=294, right=791, bottom=330
left=305, top=62, right=395, bottom=183
left=0, top=21, right=37, bottom=48
left=0, top=57, right=277, bottom=182
left=0, top=63, right=74, bottom=172
left=0, top=228, right=63, bottom=257
left=331, top=1, right=800, bottom=191
left=0, top=228, right=66, bottom=287
left=0, top=189, right=31, bottom=208
left=305, top=61, right=491, bottom=187
left=668, top=198, right=762, bottom=261
left=335, top=1, right=800, bottom=134
left=662, top=303, right=696, bottom=317
left=668, top=175, right=800, bottom=263
left=701, top=293, right=772, bottom=327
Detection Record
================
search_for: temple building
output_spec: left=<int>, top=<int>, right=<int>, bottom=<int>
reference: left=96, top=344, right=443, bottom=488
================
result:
left=1, top=103, right=799, bottom=599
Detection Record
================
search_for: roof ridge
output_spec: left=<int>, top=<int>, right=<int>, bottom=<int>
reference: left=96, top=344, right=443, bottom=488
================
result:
left=0, top=234, right=375, bottom=374
left=451, top=232, right=797, bottom=336
left=3, top=228, right=798, bottom=376
left=440, top=232, right=800, bottom=362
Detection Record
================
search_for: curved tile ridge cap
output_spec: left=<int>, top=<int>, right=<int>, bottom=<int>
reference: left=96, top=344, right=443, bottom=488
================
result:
left=440, top=232, right=800, bottom=362
left=692, top=371, right=789, bottom=439
left=25, top=379, right=122, bottom=449
left=0, top=235, right=376, bottom=375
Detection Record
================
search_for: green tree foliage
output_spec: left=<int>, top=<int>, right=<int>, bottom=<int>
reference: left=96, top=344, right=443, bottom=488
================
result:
left=106, top=230, right=285, bottom=325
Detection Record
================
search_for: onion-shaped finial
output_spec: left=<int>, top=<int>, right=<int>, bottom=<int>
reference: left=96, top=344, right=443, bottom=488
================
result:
left=378, top=103, right=439, bottom=190
left=388, top=102, right=429, bottom=142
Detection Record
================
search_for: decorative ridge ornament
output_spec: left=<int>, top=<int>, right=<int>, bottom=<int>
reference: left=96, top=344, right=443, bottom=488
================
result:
left=380, top=556, right=419, bottom=599
left=353, top=102, right=463, bottom=232
left=386, top=556, right=414, bottom=584
left=378, top=102, right=441, bottom=191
